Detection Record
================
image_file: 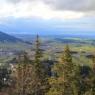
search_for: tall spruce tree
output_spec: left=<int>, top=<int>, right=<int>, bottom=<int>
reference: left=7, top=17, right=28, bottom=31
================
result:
left=33, top=35, right=49, bottom=95
left=34, top=35, right=43, bottom=73
left=59, top=45, right=76, bottom=95
left=47, top=45, right=78, bottom=95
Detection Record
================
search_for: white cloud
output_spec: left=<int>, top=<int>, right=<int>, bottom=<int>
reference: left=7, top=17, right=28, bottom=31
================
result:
left=0, top=0, right=85, bottom=20
left=30, top=1, right=84, bottom=19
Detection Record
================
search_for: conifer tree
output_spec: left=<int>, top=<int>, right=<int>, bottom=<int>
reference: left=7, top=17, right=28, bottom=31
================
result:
left=13, top=35, right=49, bottom=95
left=33, top=35, right=49, bottom=95
left=34, top=35, right=43, bottom=73
left=47, top=45, right=78, bottom=95
left=59, top=45, right=75, bottom=95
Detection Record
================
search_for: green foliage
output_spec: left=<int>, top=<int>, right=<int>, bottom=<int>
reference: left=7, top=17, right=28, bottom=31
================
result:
left=33, top=35, right=49, bottom=95
left=46, top=77, right=63, bottom=95
left=47, top=45, right=79, bottom=95
left=61, top=44, right=72, bottom=63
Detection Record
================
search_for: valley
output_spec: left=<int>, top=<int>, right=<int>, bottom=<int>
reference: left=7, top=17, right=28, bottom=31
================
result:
left=0, top=32, right=94, bottom=67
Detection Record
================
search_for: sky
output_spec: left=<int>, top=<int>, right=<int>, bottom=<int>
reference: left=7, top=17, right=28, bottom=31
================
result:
left=0, top=0, right=95, bottom=35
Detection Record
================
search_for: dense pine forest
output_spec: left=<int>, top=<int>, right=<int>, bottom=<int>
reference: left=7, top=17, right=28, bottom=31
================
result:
left=0, top=35, right=95, bottom=95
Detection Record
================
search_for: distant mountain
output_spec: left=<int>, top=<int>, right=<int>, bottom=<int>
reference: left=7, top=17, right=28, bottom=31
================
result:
left=0, top=31, right=23, bottom=43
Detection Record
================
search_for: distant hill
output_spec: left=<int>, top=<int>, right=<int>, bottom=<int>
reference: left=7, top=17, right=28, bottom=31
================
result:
left=0, top=31, right=23, bottom=43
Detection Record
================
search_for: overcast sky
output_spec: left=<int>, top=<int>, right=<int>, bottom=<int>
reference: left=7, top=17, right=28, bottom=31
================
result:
left=0, top=0, right=95, bottom=35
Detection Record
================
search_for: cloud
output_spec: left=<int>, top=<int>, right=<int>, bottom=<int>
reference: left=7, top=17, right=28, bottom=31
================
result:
left=7, top=0, right=20, bottom=3
left=0, top=0, right=85, bottom=20
left=7, top=0, right=95, bottom=12
left=0, top=0, right=94, bottom=20
left=1, top=0, right=37, bottom=4
left=43, top=0, right=95, bottom=12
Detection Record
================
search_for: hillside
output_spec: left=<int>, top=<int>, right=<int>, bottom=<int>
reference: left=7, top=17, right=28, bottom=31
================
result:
left=0, top=31, right=23, bottom=43
left=0, top=32, right=32, bottom=51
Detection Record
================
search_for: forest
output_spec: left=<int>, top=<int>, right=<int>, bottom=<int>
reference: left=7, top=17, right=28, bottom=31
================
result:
left=0, top=35, right=95, bottom=95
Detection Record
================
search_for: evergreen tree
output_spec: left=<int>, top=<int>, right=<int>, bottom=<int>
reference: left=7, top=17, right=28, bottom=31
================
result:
left=12, top=35, right=49, bottom=95
left=60, top=45, right=77, bottom=95
left=34, top=35, right=42, bottom=65
left=33, top=35, right=49, bottom=95
left=47, top=45, right=78, bottom=95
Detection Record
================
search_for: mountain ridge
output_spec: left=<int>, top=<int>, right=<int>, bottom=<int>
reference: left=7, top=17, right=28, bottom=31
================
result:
left=0, top=31, right=23, bottom=43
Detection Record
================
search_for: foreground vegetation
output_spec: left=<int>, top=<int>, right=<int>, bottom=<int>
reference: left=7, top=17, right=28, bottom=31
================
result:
left=0, top=35, right=95, bottom=95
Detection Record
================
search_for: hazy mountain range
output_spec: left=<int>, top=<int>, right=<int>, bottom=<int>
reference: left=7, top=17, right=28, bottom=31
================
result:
left=0, top=31, right=23, bottom=43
